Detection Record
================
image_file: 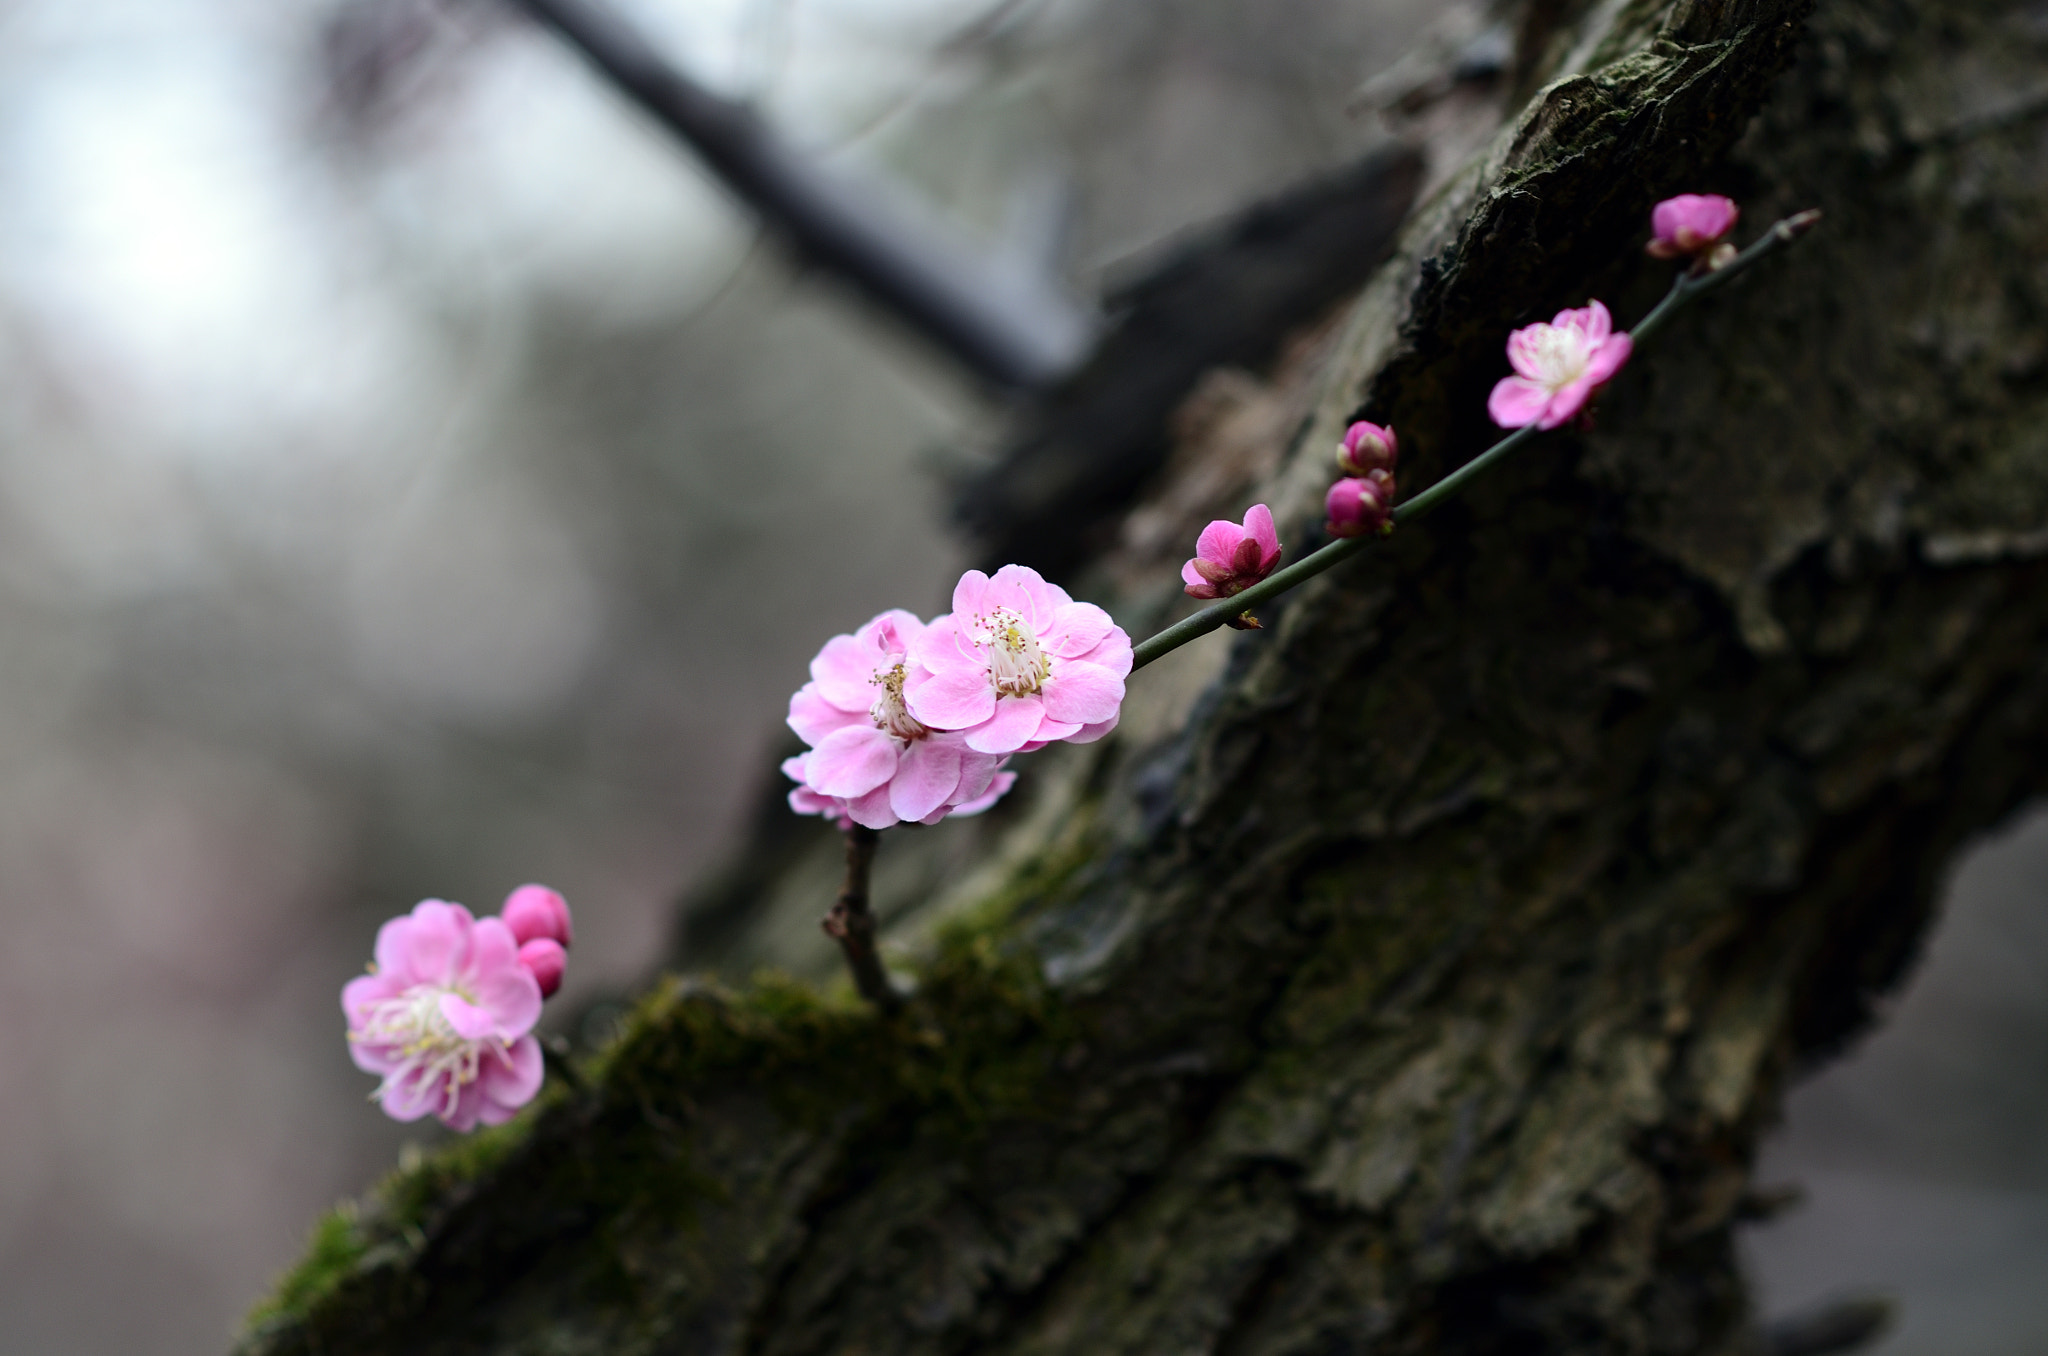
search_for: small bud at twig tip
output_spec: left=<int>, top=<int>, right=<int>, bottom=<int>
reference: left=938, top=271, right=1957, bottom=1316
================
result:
left=1777, top=208, right=1823, bottom=239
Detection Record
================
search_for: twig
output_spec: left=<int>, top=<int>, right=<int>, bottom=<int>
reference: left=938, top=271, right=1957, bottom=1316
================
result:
left=504, top=0, right=1093, bottom=390
left=821, top=825, right=902, bottom=1011
left=1128, top=209, right=1823, bottom=671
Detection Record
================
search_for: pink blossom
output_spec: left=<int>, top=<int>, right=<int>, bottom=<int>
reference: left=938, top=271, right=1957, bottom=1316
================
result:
left=1336, top=421, right=1398, bottom=478
left=1326, top=474, right=1393, bottom=538
left=1183, top=504, right=1282, bottom=600
left=785, top=609, right=1018, bottom=830
left=1486, top=301, right=1634, bottom=430
left=905, top=566, right=1132, bottom=755
left=343, top=900, right=545, bottom=1131
left=1647, top=193, right=1739, bottom=260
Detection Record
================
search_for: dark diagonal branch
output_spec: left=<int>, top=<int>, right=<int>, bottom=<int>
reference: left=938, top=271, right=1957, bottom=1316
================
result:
left=506, top=0, right=1094, bottom=390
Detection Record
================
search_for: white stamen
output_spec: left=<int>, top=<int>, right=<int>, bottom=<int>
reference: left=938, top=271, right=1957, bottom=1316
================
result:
left=351, top=983, right=496, bottom=1117
left=870, top=662, right=928, bottom=740
left=971, top=606, right=1051, bottom=698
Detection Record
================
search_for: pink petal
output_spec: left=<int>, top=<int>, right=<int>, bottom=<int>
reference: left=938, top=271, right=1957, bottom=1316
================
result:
left=787, top=784, right=843, bottom=818
left=949, top=770, right=1018, bottom=817
left=1033, top=717, right=1083, bottom=742
left=1076, top=629, right=1134, bottom=679
left=377, top=900, right=470, bottom=986
left=1504, top=324, right=1551, bottom=381
left=861, top=608, right=925, bottom=660
left=789, top=685, right=864, bottom=746
left=439, top=992, right=501, bottom=1041
left=810, top=633, right=878, bottom=711
left=905, top=663, right=997, bottom=730
left=1069, top=713, right=1121, bottom=744
left=1181, top=559, right=1219, bottom=594
left=949, top=569, right=994, bottom=620
left=846, top=784, right=900, bottom=830
left=1538, top=380, right=1591, bottom=429
left=1195, top=518, right=1247, bottom=565
left=1244, top=503, right=1280, bottom=562
left=965, top=695, right=1046, bottom=754
left=378, top=1067, right=444, bottom=1123
left=952, top=749, right=1005, bottom=803
left=1582, top=332, right=1633, bottom=385
left=348, top=1038, right=399, bottom=1077
left=908, top=613, right=980, bottom=677
left=890, top=739, right=964, bottom=822
left=1231, top=536, right=1263, bottom=575
left=807, top=726, right=901, bottom=797
left=1046, top=601, right=1114, bottom=658
left=1042, top=660, right=1124, bottom=725
left=982, top=564, right=1060, bottom=631
left=342, top=972, right=403, bottom=1029
left=478, top=1036, right=544, bottom=1118
left=1488, top=375, right=1553, bottom=429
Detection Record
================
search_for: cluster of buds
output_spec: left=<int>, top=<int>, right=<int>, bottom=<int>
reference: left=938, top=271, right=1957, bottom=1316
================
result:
left=1326, top=420, right=1398, bottom=538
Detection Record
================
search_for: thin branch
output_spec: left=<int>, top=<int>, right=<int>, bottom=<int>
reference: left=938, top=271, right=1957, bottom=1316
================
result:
left=1129, top=209, right=1822, bottom=671
left=821, top=825, right=902, bottom=1011
left=504, top=0, right=1093, bottom=390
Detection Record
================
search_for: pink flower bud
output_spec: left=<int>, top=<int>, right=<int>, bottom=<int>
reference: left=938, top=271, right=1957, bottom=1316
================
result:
left=518, top=937, right=568, bottom=998
left=1182, top=504, right=1282, bottom=600
left=501, top=884, right=573, bottom=949
left=1337, top=421, right=1398, bottom=478
left=1646, top=193, right=1739, bottom=261
left=1325, top=473, right=1393, bottom=539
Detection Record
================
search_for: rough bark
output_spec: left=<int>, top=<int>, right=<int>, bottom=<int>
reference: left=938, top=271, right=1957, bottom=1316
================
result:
left=241, top=0, right=2048, bottom=1353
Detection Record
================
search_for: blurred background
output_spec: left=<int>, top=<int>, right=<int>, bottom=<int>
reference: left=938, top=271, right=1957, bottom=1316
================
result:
left=0, top=1, right=2036, bottom=1353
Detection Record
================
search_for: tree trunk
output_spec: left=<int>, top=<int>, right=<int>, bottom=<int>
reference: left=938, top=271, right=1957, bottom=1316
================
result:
left=241, top=0, right=2048, bottom=1352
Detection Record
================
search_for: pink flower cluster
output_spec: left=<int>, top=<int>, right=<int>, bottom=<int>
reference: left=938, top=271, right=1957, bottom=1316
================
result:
left=1487, top=301, right=1633, bottom=431
left=1326, top=420, right=1399, bottom=538
left=343, top=885, right=573, bottom=1131
left=1183, top=505, right=1281, bottom=600
left=785, top=567, right=1130, bottom=829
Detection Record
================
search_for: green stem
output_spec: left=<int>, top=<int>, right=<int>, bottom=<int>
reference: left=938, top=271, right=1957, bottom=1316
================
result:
left=1127, top=208, right=1822, bottom=673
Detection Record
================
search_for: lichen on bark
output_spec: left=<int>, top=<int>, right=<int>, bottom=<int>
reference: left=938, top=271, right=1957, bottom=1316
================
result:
left=243, top=0, right=2048, bottom=1352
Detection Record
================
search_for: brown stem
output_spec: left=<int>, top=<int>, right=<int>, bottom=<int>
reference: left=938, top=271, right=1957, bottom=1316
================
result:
left=821, top=825, right=901, bottom=1011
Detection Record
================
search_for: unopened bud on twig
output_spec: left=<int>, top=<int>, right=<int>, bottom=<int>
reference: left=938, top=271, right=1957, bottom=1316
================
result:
left=1326, top=473, right=1394, bottom=538
left=1336, top=420, right=1398, bottom=478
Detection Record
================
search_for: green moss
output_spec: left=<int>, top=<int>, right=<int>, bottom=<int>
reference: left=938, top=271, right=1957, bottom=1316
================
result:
left=244, top=1202, right=369, bottom=1334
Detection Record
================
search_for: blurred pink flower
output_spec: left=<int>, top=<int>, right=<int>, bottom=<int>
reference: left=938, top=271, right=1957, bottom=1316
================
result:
left=1487, top=301, right=1633, bottom=430
left=1183, top=504, right=1282, bottom=599
left=785, top=609, right=1017, bottom=830
left=1337, top=421, right=1398, bottom=478
left=343, top=900, right=545, bottom=1131
left=1647, top=193, right=1739, bottom=260
left=1326, top=474, right=1393, bottom=538
left=906, top=566, right=1131, bottom=755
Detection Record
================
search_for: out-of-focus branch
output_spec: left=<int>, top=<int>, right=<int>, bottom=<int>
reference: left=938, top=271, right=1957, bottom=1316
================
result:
left=506, top=0, right=1095, bottom=390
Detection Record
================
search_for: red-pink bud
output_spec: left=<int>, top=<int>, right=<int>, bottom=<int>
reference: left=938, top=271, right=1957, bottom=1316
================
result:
left=518, top=938, right=567, bottom=998
left=501, top=884, right=573, bottom=949
left=1325, top=473, right=1393, bottom=538
left=1337, top=421, right=1398, bottom=478
left=1646, top=193, right=1739, bottom=261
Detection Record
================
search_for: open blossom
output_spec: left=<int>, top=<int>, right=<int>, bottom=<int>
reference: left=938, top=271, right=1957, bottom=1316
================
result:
left=1183, top=504, right=1281, bottom=599
left=1336, top=421, right=1397, bottom=478
left=1487, top=301, right=1633, bottom=431
left=1326, top=474, right=1393, bottom=538
left=786, top=609, right=1018, bottom=830
left=1647, top=193, right=1739, bottom=260
left=906, top=566, right=1131, bottom=755
left=343, top=893, right=570, bottom=1131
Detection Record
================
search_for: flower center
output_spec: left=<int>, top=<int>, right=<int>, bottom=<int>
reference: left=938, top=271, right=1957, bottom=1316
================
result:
left=973, top=606, right=1051, bottom=698
left=352, top=983, right=489, bottom=1113
left=870, top=662, right=929, bottom=740
left=1525, top=326, right=1591, bottom=391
